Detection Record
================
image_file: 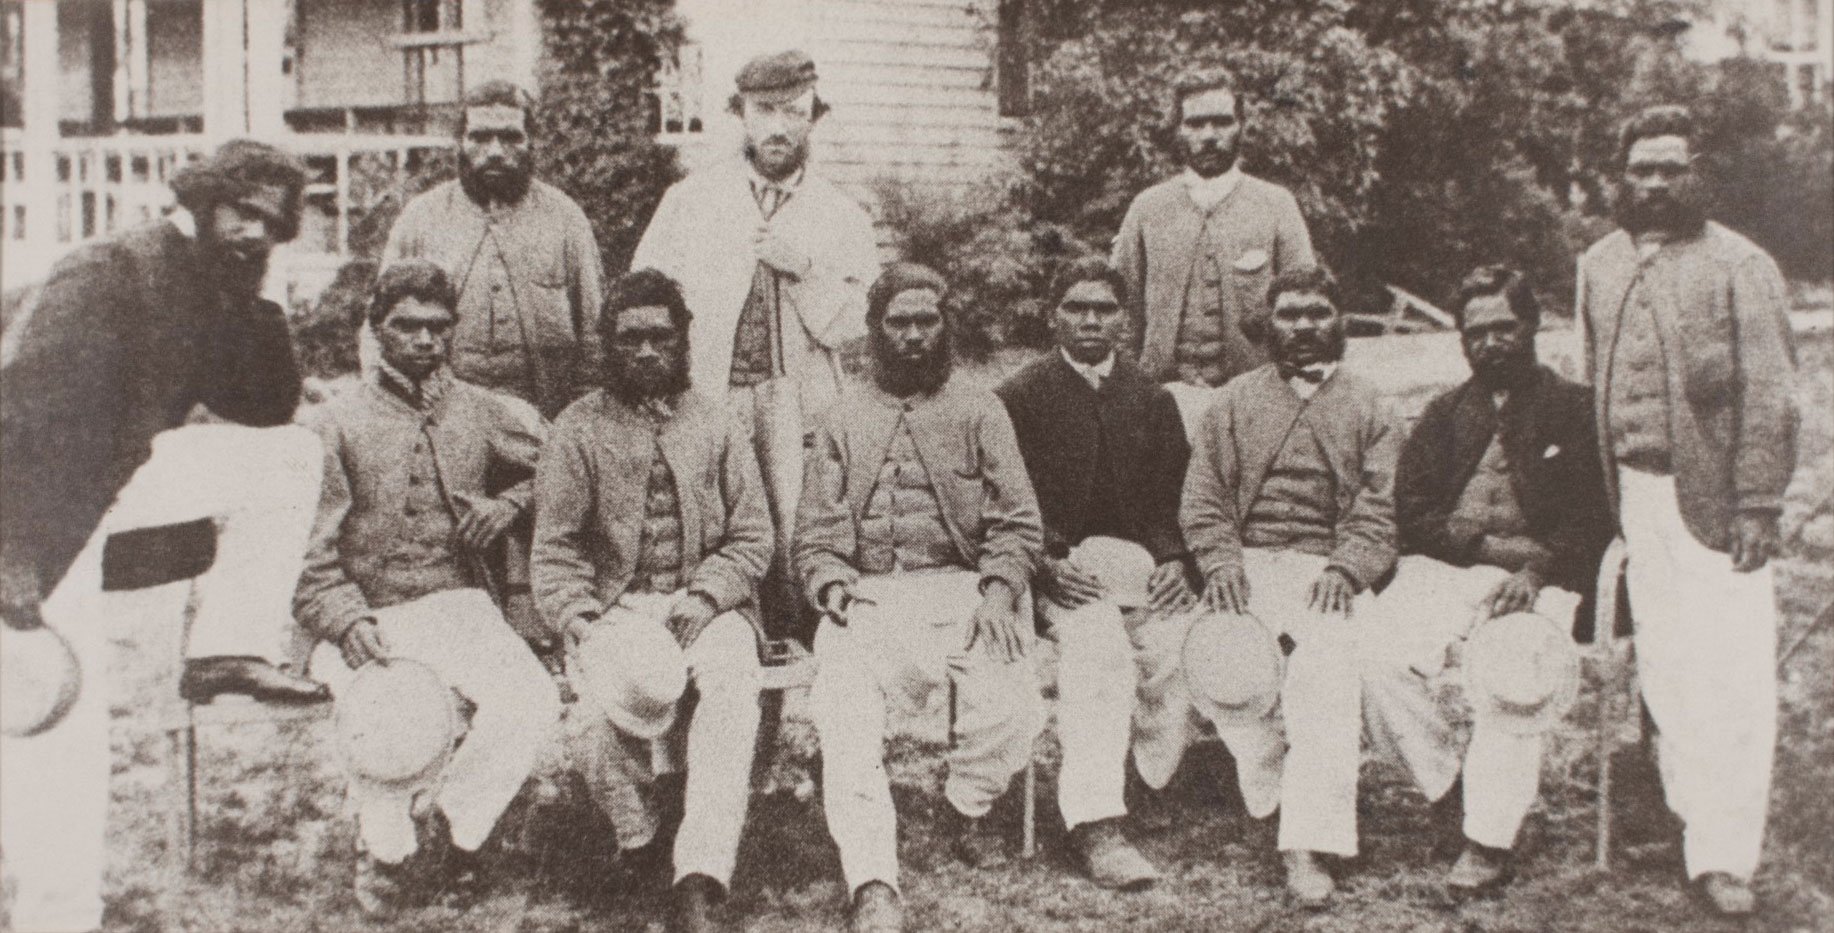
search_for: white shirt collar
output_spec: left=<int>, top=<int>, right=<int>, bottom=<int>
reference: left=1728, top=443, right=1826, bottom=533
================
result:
left=749, top=163, right=804, bottom=194
left=1285, top=361, right=1338, bottom=400
left=167, top=207, right=198, bottom=239
left=1182, top=165, right=1243, bottom=211
left=1060, top=348, right=1115, bottom=389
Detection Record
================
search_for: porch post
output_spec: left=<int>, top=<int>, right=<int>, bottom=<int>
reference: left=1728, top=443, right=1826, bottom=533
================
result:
left=199, top=0, right=248, bottom=136
left=14, top=0, right=61, bottom=283
left=244, top=0, right=287, bottom=137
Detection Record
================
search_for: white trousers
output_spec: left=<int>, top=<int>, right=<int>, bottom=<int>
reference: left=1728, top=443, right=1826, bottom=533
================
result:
left=1132, top=549, right=1366, bottom=856
left=311, top=589, right=560, bottom=864
left=1359, top=554, right=1583, bottom=850
left=810, top=570, right=1044, bottom=893
left=1619, top=470, right=1778, bottom=880
left=1041, top=594, right=1146, bottom=831
left=1, top=423, right=322, bottom=932
left=572, top=591, right=761, bottom=887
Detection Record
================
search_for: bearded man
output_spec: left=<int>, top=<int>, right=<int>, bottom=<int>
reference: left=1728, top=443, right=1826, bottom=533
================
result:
left=1575, top=105, right=1797, bottom=917
left=384, top=80, right=603, bottom=418
left=1180, top=265, right=1400, bottom=909
left=1360, top=265, right=1612, bottom=893
left=533, top=269, right=773, bottom=933
left=1111, top=71, right=1315, bottom=405
left=0, top=139, right=327, bottom=933
left=633, top=50, right=881, bottom=642
left=795, top=264, right=1043, bottom=933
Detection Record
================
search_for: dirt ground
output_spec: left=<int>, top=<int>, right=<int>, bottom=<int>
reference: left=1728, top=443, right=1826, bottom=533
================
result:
left=77, top=318, right=1834, bottom=933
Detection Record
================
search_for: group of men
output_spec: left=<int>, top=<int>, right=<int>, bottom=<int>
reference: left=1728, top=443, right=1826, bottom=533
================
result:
left=0, top=44, right=1797, bottom=933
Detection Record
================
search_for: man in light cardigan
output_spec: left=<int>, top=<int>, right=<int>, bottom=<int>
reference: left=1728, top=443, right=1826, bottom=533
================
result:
left=1111, top=70, right=1315, bottom=423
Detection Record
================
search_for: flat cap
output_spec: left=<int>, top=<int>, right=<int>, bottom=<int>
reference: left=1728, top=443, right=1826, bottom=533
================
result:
left=735, top=49, right=818, bottom=94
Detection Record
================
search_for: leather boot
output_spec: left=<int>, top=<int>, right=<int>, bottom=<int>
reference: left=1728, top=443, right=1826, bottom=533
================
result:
left=1446, top=841, right=1511, bottom=894
left=180, top=656, right=330, bottom=705
left=1071, top=817, right=1161, bottom=890
left=670, top=873, right=722, bottom=933
left=1282, top=850, right=1335, bottom=909
left=850, top=881, right=902, bottom=933
left=1696, top=872, right=1757, bottom=916
left=947, top=808, right=1009, bottom=870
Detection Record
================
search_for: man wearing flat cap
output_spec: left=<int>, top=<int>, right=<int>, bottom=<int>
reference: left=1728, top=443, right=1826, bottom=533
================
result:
left=633, top=49, right=881, bottom=644
left=1, top=138, right=329, bottom=932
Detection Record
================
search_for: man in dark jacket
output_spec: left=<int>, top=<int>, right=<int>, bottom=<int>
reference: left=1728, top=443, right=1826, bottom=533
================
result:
left=0, top=140, right=326, bottom=933
left=1362, top=265, right=1612, bottom=892
left=996, top=257, right=1192, bottom=891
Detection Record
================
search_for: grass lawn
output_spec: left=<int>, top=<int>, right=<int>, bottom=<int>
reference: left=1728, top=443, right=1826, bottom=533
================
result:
left=74, top=317, right=1834, bottom=933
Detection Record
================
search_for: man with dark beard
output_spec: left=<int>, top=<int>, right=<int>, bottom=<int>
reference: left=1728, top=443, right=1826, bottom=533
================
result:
left=532, top=269, right=772, bottom=933
left=1, top=139, right=327, bottom=933
left=1180, top=265, right=1399, bottom=909
left=795, top=264, right=1043, bottom=932
left=1575, top=106, right=1797, bottom=917
left=384, top=80, right=603, bottom=418
left=634, top=50, right=880, bottom=644
left=1111, top=71, right=1315, bottom=415
left=1360, top=265, right=1612, bottom=893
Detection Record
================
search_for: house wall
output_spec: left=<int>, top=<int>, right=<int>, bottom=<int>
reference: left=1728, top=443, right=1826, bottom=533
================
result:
left=295, top=0, right=404, bottom=109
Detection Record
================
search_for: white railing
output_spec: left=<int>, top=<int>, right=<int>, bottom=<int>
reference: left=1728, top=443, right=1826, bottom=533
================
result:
left=651, top=42, right=708, bottom=144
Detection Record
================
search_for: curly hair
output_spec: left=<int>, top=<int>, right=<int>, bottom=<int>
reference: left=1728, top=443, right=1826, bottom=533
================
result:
left=168, top=139, right=307, bottom=243
left=1452, top=264, right=1540, bottom=330
left=601, top=268, right=693, bottom=341
left=367, top=259, right=458, bottom=327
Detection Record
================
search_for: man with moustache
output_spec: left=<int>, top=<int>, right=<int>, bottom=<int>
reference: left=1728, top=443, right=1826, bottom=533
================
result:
left=0, top=140, right=327, bottom=933
left=994, top=257, right=1192, bottom=890
left=1575, top=106, right=1797, bottom=917
left=1180, top=265, right=1400, bottom=909
left=1111, top=71, right=1315, bottom=406
left=634, top=50, right=880, bottom=641
left=1360, top=265, right=1612, bottom=892
left=296, top=260, right=559, bottom=916
left=532, top=269, right=773, bottom=933
left=384, top=80, right=603, bottom=419
left=796, top=264, right=1043, bottom=932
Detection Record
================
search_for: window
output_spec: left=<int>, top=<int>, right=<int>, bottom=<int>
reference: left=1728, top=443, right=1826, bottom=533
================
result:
left=649, top=42, right=704, bottom=140
left=997, top=0, right=1030, bottom=118
left=1, top=1, right=21, bottom=128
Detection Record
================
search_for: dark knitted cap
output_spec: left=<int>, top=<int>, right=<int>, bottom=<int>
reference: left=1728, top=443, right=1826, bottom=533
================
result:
left=735, top=49, right=818, bottom=94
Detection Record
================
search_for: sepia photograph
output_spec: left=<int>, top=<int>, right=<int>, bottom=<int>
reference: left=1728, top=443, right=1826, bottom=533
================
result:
left=0, top=0, right=1829, bottom=930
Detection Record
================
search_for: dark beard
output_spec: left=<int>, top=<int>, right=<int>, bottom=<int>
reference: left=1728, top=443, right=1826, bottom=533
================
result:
left=1469, top=348, right=1537, bottom=392
left=744, top=139, right=810, bottom=182
left=459, top=155, right=533, bottom=207
left=196, top=230, right=269, bottom=302
left=1615, top=187, right=1707, bottom=238
left=604, top=351, right=690, bottom=406
left=1185, top=145, right=1239, bottom=180
left=1272, top=327, right=1346, bottom=373
left=871, top=333, right=952, bottom=398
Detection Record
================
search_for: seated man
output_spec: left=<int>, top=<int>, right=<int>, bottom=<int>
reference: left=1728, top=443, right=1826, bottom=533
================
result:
left=294, top=260, right=560, bottom=916
left=1180, top=265, right=1400, bottom=908
left=994, top=257, right=1193, bottom=890
left=796, top=263, right=1045, bottom=933
left=532, top=269, right=773, bottom=933
left=1362, top=265, right=1612, bottom=891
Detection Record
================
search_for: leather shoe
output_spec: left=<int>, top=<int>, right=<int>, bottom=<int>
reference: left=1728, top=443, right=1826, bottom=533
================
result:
left=1071, top=818, right=1161, bottom=890
left=850, top=881, right=902, bottom=933
left=948, top=809, right=1009, bottom=870
left=1282, top=850, right=1335, bottom=909
left=1696, top=872, right=1757, bottom=916
left=180, top=656, right=330, bottom=705
left=671, top=873, right=722, bottom=933
left=1446, top=841, right=1511, bottom=893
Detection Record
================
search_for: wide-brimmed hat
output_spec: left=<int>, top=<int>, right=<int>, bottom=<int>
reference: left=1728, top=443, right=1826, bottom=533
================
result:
left=571, top=612, right=688, bottom=740
left=335, top=658, right=458, bottom=792
left=1, top=625, right=82, bottom=738
left=1180, top=611, right=1284, bottom=726
left=1462, top=611, right=1579, bottom=736
left=1070, top=536, right=1156, bottom=608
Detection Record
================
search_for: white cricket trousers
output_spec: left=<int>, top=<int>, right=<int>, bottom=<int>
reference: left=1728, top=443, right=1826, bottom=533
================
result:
left=311, top=589, right=560, bottom=864
left=1359, top=554, right=1583, bottom=850
left=1130, top=549, right=1366, bottom=856
left=572, top=591, right=761, bottom=888
left=1619, top=469, right=1778, bottom=881
left=1, top=424, right=322, bottom=932
left=810, top=570, right=1044, bottom=894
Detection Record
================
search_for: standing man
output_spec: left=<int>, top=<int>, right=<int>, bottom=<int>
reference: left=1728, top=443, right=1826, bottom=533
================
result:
left=1111, top=71, right=1315, bottom=405
left=633, top=49, right=881, bottom=638
left=994, top=257, right=1192, bottom=890
left=1361, top=264, right=1613, bottom=892
left=1577, top=105, right=1797, bottom=917
left=0, top=140, right=328, bottom=933
left=384, top=80, right=603, bottom=420
left=1180, top=266, right=1399, bottom=909
left=532, top=269, right=774, bottom=933
left=796, top=264, right=1043, bottom=933
left=295, top=260, right=559, bottom=916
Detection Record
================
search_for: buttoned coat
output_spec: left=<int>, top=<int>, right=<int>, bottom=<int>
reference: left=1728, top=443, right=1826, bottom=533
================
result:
left=294, top=376, right=545, bottom=642
left=1111, top=174, right=1314, bottom=383
left=795, top=377, right=1043, bottom=605
left=1181, top=364, right=1400, bottom=590
left=384, top=179, right=603, bottom=419
left=630, top=160, right=880, bottom=411
left=1577, top=222, right=1797, bottom=552
left=995, top=353, right=1190, bottom=564
left=1396, top=365, right=1613, bottom=593
left=1, top=218, right=299, bottom=610
left=530, top=389, right=773, bottom=634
